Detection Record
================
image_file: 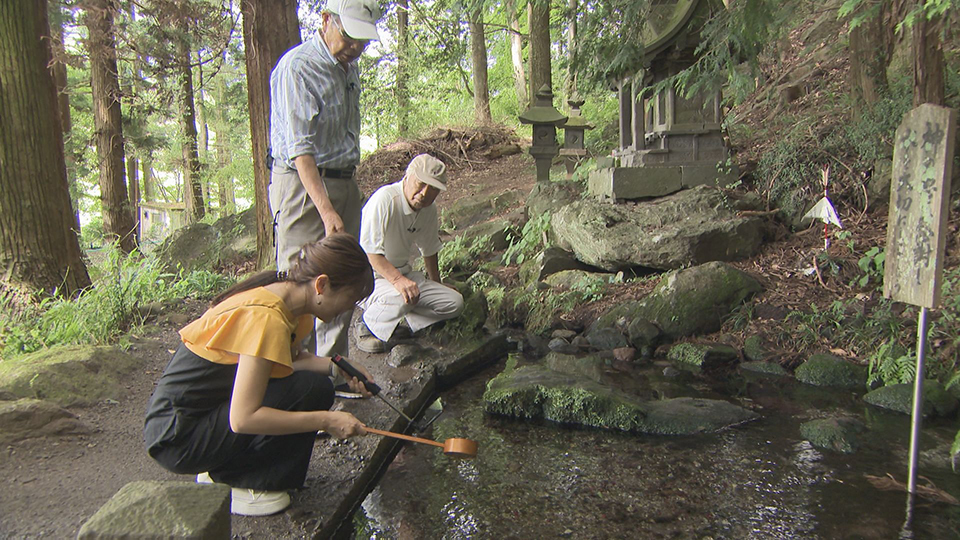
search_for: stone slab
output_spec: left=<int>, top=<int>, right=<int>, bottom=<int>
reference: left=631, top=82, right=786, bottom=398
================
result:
left=77, top=481, right=230, bottom=540
left=588, top=167, right=682, bottom=199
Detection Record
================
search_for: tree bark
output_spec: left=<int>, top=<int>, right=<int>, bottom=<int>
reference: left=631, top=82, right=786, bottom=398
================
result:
left=565, top=0, right=577, bottom=100
left=528, top=0, right=551, bottom=100
left=142, top=158, right=155, bottom=203
left=241, top=0, right=301, bottom=269
left=127, top=156, right=139, bottom=242
left=469, top=8, right=492, bottom=124
left=506, top=0, right=527, bottom=110
left=85, top=0, right=136, bottom=252
left=0, top=0, right=91, bottom=294
left=912, top=12, right=944, bottom=107
left=176, top=38, right=205, bottom=224
left=396, top=0, right=410, bottom=135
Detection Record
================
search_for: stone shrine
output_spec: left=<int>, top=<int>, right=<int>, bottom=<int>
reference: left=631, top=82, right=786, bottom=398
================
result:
left=589, top=0, right=736, bottom=201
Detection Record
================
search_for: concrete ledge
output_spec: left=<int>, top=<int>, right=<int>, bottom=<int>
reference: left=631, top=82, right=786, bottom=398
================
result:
left=588, top=165, right=738, bottom=200
left=78, top=481, right=230, bottom=540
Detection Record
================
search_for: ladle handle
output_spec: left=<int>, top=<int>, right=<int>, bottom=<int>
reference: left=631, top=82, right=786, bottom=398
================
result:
left=332, top=355, right=381, bottom=395
left=364, top=426, right=445, bottom=448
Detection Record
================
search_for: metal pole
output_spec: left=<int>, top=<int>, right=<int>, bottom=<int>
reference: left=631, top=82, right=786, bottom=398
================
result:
left=906, top=307, right=929, bottom=494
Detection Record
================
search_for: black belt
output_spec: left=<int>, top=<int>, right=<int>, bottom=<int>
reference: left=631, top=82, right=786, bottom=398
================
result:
left=319, top=167, right=355, bottom=179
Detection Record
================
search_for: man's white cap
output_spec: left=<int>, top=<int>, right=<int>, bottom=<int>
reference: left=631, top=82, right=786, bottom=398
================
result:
left=406, top=154, right=447, bottom=191
left=328, top=0, right=383, bottom=41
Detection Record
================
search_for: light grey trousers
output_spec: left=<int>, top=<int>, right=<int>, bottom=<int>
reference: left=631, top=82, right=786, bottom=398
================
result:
left=358, top=271, right=465, bottom=341
left=268, top=166, right=363, bottom=357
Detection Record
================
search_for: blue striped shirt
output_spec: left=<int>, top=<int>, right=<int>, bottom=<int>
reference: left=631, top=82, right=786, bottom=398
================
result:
left=269, top=30, right=362, bottom=171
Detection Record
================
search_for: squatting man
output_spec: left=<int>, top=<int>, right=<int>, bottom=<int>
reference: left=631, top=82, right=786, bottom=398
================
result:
left=355, top=154, right=465, bottom=353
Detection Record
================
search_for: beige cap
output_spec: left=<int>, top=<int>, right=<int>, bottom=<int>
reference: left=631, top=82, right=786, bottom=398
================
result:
left=405, top=154, right=447, bottom=191
left=328, top=0, right=382, bottom=41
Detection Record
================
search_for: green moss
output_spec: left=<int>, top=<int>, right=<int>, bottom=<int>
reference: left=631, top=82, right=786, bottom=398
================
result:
left=863, top=381, right=958, bottom=417
left=0, top=345, right=141, bottom=407
left=800, top=417, right=865, bottom=454
left=794, top=353, right=867, bottom=389
left=667, top=342, right=738, bottom=369
left=739, top=361, right=790, bottom=378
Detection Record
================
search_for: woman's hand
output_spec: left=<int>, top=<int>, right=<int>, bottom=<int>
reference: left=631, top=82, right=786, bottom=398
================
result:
left=322, top=411, right=367, bottom=439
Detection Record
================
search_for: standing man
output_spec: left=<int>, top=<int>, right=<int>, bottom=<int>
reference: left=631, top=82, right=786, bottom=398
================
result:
left=269, top=0, right=383, bottom=358
left=356, top=154, right=464, bottom=353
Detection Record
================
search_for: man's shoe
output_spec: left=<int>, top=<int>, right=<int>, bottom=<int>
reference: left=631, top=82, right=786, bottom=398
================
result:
left=354, top=317, right=374, bottom=338
left=357, top=335, right=390, bottom=353
left=230, top=488, right=291, bottom=516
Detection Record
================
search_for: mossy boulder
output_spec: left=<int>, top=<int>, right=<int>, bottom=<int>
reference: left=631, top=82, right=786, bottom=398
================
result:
left=159, top=207, right=256, bottom=272
left=742, top=335, right=770, bottom=362
left=800, top=417, right=866, bottom=454
left=519, top=247, right=599, bottom=284
left=544, top=269, right=610, bottom=290
left=551, top=185, right=764, bottom=271
left=441, top=189, right=524, bottom=230
left=0, top=398, right=90, bottom=443
left=667, top=342, right=739, bottom=371
left=461, top=216, right=522, bottom=251
left=862, top=381, right=958, bottom=417
left=526, top=180, right=581, bottom=219
left=740, top=361, right=791, bottom=378
left=483, top=364, right=758, bottom=435
left=543, top=352, right=605, bottom=383
left=794, top=353, right=867, bottom=389
left=0, top=345, right=141, bottom=407
left=588, top=262, right=762, bottom=341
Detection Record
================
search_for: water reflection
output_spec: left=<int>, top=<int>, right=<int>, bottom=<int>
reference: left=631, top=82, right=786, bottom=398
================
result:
left=355, top=357, right=960, bottom=539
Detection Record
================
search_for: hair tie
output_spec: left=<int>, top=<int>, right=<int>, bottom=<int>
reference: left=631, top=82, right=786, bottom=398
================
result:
left=277, top=270, right=288, bottom=281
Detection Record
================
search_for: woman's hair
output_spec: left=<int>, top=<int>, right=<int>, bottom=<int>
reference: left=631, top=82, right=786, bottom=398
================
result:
left=209, top=233, right=374, bottom=307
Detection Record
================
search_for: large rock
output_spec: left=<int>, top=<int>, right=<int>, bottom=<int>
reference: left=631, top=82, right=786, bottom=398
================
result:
left=863, top=381, right=958, bottom=417
left=667, top=342, right=739, bottom=371
left=525, top=180, right=581, bottom=218
left=441, top=189, right=524, bottom=231
left=794, top=353, right=867, bottom=389
left=587, top=262, right=762, bottom=342
left=77, top=481, right=230, bottom=540
left=0, top=398, right=90, bottom=443
left=159, top=207, right=257, bottom=272
left=519, top=247, right=602, bottom=284
left=551, top=185, right=764, bottom=271
left=461, top=215, right=523, bottom=251
left=0, top=345, right=141, bottom=407
left=483, top=364, right=758, bottom=435
left=800, top=417, right=865, bottom=454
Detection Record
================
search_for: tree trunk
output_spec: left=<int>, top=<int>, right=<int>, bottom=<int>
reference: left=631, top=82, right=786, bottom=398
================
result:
left=528, top=0, right=551, bottom=100
left=241, top=0, right=301, bottom=269
left=176, top=38, right=205, bottom=224
left=127, top=156, right=140, bottom=242
left=85, top=0, right=136, bottom=252
left=49, top=3, right=81, bottom=233
left=0, top=0, right=91, bottom=294
left=847, top=3, right=898, bottom=116
left=396, top=0, right=410, bottom=135
left=142, top=158, right=155, bottom=203
left=912, top=12, right=944, bottom=107
left=213, top=73, right=236, bottom=215
left=469, top=9, right=492, bottom=124
left=506, top=0, right=527, bottom=110
left=565, top=0, right=577, bottom=100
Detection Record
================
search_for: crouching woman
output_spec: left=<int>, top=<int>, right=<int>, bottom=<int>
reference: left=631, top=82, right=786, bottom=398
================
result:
left=144, top=233, right=376, bottom=516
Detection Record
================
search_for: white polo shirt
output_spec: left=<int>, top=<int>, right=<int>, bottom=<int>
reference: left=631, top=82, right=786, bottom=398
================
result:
left=360, top=181, right=442, bottom=275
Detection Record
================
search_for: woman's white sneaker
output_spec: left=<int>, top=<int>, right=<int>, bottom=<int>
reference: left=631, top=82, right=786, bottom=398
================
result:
left=230, top=488, right=291, bottom=516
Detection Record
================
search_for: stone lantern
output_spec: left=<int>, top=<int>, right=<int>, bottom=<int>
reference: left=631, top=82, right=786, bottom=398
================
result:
left=559, top=93, right=594, bottom=179
left=518, top=84, right=567, bottom=182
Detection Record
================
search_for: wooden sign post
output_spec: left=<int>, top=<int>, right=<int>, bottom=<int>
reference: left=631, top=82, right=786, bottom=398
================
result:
left=883, top=103, right=957, bottom=497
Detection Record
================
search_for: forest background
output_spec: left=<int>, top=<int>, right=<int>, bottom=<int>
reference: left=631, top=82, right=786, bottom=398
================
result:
left=2, top=0, right=959, bottom=373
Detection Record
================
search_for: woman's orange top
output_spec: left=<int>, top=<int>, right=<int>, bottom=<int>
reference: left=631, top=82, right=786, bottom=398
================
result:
left=179, top=287, right=314, bottom=378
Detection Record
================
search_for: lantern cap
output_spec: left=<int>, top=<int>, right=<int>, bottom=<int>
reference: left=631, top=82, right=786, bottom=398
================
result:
left=519, top=85, right=567, bottom=126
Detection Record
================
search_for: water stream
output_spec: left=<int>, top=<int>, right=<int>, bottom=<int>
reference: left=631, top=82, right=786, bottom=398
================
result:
left=354, top=355, right=960, bottom=539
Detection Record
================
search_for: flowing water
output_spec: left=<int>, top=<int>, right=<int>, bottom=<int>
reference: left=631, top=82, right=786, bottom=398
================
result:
left=354, top=355, right=960, bottom=539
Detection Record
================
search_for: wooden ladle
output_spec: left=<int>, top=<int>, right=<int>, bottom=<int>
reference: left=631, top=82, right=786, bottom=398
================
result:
left=364, top=426, right=478, bottom=459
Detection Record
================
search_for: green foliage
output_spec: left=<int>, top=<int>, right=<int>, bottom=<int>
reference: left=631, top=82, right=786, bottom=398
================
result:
left=438, top=234, right=493, bottom=277
left=855, top=247, right=886, bottom=288
left=867, top=341, right=916, bottom=388
left=0, top=245, right=234, bottom=359
left=502, top=212, right=551, bottom=266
